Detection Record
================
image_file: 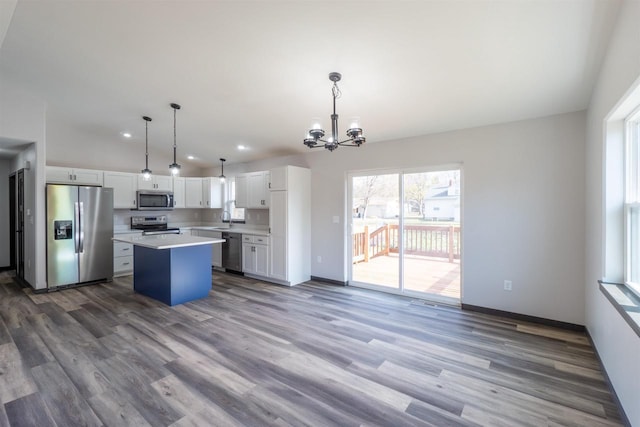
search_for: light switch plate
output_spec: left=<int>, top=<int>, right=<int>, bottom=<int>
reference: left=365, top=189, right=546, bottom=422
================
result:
left=332, top=216, right=340, bottom=224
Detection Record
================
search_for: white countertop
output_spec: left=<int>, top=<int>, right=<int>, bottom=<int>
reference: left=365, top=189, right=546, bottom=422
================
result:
left=190, top=226, right=269, bottom=236
left=112, top=234, right=225, bottom=250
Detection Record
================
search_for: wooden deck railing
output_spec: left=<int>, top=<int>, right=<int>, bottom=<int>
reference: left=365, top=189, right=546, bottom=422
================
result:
left=353, top=224, right=461, bottom=264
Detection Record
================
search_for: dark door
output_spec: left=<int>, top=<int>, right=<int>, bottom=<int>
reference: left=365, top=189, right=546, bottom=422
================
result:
left=16, top=169, right=24, bottom=280
left=9, top=173, right=16, bottom=270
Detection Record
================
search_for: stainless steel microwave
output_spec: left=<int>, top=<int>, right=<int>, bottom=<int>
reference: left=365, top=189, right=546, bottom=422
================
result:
left=136, top=190, right=174, bottom=210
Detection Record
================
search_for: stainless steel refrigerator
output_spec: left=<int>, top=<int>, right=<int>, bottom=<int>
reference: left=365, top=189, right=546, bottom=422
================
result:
left=46, top=184, right=114, bottom=288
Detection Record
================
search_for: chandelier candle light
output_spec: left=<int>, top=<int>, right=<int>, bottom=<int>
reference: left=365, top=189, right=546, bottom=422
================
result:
left=303, top=72, right=366, bottom=151
left=141, top=116, right=152, bottom=181
left=169, top=103, right=181, bottom=175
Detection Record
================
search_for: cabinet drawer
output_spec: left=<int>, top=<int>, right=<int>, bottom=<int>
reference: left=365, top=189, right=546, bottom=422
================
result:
left=254, top=236, right=268, bottom=245
left=114, top=241, right=133, bottom=256
left=242, top=234, right=269, bottom=245
left=114, top=256, right=133, bottom=273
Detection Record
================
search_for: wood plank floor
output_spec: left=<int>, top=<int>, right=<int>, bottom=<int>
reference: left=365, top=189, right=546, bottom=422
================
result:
left=0, top=270, right=623, bottom=426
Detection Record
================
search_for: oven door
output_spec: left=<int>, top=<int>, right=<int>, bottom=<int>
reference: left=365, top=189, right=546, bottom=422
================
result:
left=136, top=191, right=174, bottom=210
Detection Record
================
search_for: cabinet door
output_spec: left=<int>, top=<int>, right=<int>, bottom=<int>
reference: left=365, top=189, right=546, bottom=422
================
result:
left=172, top=177, right=186, bottom=208
left=269, top=166, right=287, bottom=191
left=185, top=178, right=203, bottom=208
left=235, top=175, right=248, bottom=208
left=154, top=175, right=173, bottom=191
left=269, top=191, right=287, bottom=280
left=73, top=168, right=104, bottom=186
left=212, top=231, right=222, bottom=267
left=104, top=172, right=137, bottom=209
left=248, top=172, right=268, bottom=208
left=255, top=244, right=269, bottom=276
left=242, top=243, right=255, bottom=273
left=46, top=166, right=74, bottom=184
left=137, top=176, right=155, bottom=191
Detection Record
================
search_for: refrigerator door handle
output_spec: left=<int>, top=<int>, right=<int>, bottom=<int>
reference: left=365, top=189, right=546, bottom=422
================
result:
left=74, top=201, right=80, bottom=253
left=79, top=201, right=85, bottom=253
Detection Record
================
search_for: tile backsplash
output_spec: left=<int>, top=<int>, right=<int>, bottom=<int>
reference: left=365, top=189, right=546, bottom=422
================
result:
left=114, top=208, right=269, bottom=230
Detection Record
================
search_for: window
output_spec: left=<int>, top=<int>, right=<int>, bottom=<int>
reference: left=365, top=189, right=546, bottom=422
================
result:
left=625, top=108, right=640, bottom=298
left=224, top=178, right=245, bottom=223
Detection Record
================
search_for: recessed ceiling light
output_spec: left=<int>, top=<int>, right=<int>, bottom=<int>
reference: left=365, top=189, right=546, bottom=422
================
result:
left=122, top=132, right=132, bottom=138
left=187, top=155, right=195, bottom=160
left=237, top=145, right=247, bottom=150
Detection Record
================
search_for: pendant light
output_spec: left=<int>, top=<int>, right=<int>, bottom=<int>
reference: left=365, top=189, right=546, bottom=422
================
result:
left=219, top=158, right=226, bottom=183
left=169, top=103, right=181, bottom=175
left=141, top=116, right=152, bottom=181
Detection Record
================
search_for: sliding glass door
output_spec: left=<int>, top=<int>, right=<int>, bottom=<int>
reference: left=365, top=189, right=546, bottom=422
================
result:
left=349, top=166, right=461, bottom=303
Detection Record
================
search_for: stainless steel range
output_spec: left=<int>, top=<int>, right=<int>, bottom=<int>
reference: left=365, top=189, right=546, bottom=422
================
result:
left=131, top=215, right=180, bottom=235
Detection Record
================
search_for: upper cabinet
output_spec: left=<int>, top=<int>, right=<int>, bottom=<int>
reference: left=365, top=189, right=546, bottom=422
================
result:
left=172, top=177, right=186, bottom=208
left=236, top=171, right=269, bottom=209
left=103, top=171, right=137, bottom=209
left=46, top=166, right=104, bottom=186
left=137, top=175, right=172, bottom=192
left=185, top=178, right=204, bottom=208
left=268, top=166, right=287, bottom=191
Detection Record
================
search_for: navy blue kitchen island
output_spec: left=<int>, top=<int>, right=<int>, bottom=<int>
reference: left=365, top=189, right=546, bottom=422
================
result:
left=112, top=234, right=225, bottom=306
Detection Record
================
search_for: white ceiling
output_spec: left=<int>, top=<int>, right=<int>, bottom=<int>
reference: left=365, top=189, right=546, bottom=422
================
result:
left=0, top=0, right=621, bottom=166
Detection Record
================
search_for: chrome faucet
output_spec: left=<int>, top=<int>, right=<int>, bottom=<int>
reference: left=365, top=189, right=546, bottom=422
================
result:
left=222, top=210, right=232, bottom=226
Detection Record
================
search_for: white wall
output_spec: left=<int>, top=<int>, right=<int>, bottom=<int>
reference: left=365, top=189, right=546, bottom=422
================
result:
left=0, top=81, right=46, bottom=289
left=0, top=159, right=11, bottom=267
left=204, top=111, right=587, bottom=326
left=585, top=0, right=640, bottom=425
left=46, top=114, right=202, bottom=176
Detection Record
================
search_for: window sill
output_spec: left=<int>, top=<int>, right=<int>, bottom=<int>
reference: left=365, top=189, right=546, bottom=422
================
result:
left=599, top=280, right=640, bottom=338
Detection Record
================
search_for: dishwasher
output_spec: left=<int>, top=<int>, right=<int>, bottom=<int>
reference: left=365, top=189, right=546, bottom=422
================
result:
left=221, top=232, right=242, bottom=273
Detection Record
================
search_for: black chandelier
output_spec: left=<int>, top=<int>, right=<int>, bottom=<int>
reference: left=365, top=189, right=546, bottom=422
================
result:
left=303, top=72, right=365, bottom=152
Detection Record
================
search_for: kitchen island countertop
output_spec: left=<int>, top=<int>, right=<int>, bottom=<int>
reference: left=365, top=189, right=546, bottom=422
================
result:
left=112, top=234, right=225, bottom=250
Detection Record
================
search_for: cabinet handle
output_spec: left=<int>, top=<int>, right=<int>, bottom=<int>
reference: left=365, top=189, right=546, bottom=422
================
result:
left=123, top=262, right=130, bottom=265
left=122, top=247, right=130, bottom=251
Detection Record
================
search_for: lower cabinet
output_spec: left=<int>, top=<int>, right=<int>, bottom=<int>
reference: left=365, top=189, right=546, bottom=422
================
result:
left=242, top=234, right=269, bottom=277
left=113, top=233, right=139, bottom=276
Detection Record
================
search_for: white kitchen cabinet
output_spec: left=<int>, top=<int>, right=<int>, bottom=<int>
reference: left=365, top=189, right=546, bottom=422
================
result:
left=172, top=177, right=186, bottom=208
left=185, top=178, right=204, bottom=208
left=269, top=166, right=310, bottom=286
left=137, top=175, right=172, bottom=191
left=46, top=166, right=104, bottom=186
left=242, top=234, right=269, bottom=277
left=202, top=177, right=223, bottom=209
left=236, top=171, right=269, bottom=208
left=268, top=166, right=287, bottom=191
left=104, top=171, right=137, bottom=209
left=235, top=174, right=248, bottom=208
left=113, top=232, right=140, bottom=276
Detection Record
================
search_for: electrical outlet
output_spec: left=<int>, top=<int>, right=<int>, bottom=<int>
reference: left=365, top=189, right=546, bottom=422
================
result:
left=504, top=280, right=512, bottom=291
left=317, top=256, right=322, bottom=263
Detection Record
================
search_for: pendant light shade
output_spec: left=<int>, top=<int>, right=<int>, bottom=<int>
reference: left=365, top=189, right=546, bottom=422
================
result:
left=141, top=116, right=152, bottom=181
left=169, top=103, right=181, bottom=175
left=219, top=158, right=226, bottom=183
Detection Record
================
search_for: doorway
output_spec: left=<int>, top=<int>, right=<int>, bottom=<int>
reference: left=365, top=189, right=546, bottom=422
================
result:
left=8, top=170, right=25, bottom=280
left=349, top=166, right=462, bottom=304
